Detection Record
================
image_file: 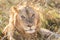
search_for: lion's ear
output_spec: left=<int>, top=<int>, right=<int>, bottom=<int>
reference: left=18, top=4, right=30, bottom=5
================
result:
left=10, top=6, right=19, bottom=15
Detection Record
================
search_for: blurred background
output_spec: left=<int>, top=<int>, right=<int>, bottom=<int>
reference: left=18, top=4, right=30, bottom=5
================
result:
left=0, top=0, right=60, bottom=39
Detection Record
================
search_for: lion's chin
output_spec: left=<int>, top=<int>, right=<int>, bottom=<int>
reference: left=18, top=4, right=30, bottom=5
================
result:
left=25, top=30, right=35, bottom=34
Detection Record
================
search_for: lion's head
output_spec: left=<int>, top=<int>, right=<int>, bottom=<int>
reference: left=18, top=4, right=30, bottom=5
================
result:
left=11, top=5, right=40, bottom=34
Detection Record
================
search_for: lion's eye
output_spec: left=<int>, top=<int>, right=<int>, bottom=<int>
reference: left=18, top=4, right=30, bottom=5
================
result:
left=32, top=14, right=35, bottom=18
left=21, top=15, right=25, bottom=18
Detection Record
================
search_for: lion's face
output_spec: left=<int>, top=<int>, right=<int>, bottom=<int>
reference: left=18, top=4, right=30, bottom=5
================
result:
left=16, top=6, right=39, bottom=34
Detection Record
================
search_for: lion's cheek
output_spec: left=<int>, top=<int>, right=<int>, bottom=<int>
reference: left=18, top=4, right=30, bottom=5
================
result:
left=31, top=26, right=36, bottom=29
left=23, top=27, right=30, bottom=30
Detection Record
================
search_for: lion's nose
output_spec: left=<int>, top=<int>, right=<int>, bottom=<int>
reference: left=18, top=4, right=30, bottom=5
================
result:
left=27, top=25, right=31, bottom=27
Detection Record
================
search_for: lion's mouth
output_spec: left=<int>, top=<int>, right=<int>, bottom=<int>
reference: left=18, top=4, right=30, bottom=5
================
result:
left=23, top=26, right=36, bottom=33
left=25, top=29, right=35, bottom=33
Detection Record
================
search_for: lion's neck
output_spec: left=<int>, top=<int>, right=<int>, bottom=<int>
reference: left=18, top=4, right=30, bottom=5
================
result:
left=14, top=29, right=40, bottom=40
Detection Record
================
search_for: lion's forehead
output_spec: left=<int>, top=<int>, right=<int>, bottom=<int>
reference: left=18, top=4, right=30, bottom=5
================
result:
left=19, top=7, right=36, bottom=16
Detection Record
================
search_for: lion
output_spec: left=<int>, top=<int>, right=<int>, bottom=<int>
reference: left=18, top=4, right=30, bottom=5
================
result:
left=2, top=3, right=42, bottom=40
left=1, top=1, right=60, bottom=40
